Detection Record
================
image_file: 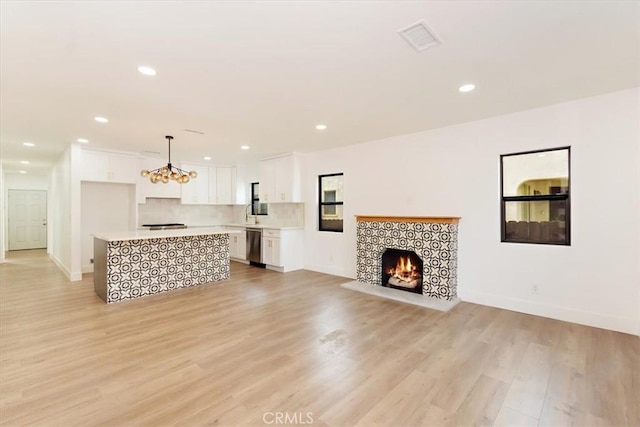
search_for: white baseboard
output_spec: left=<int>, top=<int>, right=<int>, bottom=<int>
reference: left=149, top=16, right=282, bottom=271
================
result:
left=303, top=263, right=353, bottom=279
left=460, top=289, right=639, bottom=336
left=82, top=264, right=94, bottom=274
left=49, top=253, right=83, bottom=282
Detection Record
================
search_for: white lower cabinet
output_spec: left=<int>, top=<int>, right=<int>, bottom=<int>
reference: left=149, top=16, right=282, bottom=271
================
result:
left=261, top=228, right=303, bottom=272
left=228, top=228, right=247, bottom=261
left=262, top=233, right=281, bottom=267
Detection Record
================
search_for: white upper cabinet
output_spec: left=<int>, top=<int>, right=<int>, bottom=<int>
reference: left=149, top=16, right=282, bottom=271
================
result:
left=274, top=154, right=301, bottom=202
left=258, top=159, right=276, bottom=203
left=137, top=157, right=181, bottom=202
left=180, top=163, right=209, bottom=205
left=208, top=166, right=238, bottom=205
left=208, top=167, right=217, bottom=205
left=80, top=149, right=138, bottom=184
left=177, top=164, right=238, bottom=205
left=259, top=153, right=301, bottom=203
left=215, top=166, right=237, bottom=205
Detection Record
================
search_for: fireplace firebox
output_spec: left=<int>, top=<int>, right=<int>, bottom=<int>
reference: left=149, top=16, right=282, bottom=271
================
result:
left=381, top=248, right=423, bottom=294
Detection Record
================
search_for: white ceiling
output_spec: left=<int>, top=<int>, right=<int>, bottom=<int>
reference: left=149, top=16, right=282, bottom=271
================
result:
left=1, top=1, right=638, bottom=174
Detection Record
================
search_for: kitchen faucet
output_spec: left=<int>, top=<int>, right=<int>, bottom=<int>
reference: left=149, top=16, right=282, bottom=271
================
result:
left=245, top=204, right=254, bottom=224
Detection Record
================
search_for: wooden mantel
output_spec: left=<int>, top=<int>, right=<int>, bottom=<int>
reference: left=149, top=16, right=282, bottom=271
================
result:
left=355, top=215, right=461, bottom=224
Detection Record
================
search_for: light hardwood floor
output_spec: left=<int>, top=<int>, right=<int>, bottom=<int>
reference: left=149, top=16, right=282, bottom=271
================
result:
left=1, top=250, right=638, bottom=426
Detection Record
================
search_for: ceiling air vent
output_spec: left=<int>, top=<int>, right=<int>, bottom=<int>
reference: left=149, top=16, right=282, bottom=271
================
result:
left=398, top=21, right=440, bottom=52
left=184, top=129, right=205, bottom=135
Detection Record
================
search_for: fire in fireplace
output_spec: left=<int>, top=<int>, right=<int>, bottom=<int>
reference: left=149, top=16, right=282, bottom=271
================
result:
left=381, top=248, right=423, bottom=294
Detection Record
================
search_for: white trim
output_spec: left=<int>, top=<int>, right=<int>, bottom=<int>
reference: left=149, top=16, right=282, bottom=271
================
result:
left=460, top=289, right=638, bottom=336
left=49, top=253, right=82, bottom=281
left=303, top=263, right=353, bottom=279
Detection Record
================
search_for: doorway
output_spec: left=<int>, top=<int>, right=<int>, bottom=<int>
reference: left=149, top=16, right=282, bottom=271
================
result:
left=8, top=190, right=47, bottom=250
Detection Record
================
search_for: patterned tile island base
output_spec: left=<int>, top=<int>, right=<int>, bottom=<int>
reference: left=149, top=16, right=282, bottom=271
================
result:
left=94, top=233, right=230, bottom=303
left=356, top=216, right=460, bottom=300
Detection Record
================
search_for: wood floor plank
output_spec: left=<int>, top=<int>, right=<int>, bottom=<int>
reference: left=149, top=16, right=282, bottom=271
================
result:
left=352, top=369, right=440, bottom=427
left=450, top=374, right=510, bottom=426
left=493, top=406, right=539, bottom=427
left=500, top=341, right=553, bottom=419
left=1, top=249, right=638, bottom=426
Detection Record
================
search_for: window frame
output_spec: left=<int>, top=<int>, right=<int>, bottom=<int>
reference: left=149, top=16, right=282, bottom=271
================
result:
left=323, top=190, right=337, bottom=216
left=251, top=182, right=268, bottom=216
left=500, top=146, right=571, bottom=246
left=318, top=173, right=344, bottom=233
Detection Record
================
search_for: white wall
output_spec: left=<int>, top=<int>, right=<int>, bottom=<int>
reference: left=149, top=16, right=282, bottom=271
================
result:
left=4, top=173, right=49, bottom=190
left=302, top=88, right=640, bottom=335
left=48, top=144, right=82, bottom=281
left=81, top=182, right=136, bottom=273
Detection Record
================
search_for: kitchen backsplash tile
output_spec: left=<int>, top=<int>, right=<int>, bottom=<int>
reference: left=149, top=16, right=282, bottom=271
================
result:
left=139, top=199, right=304, bottom=227
left=138, top=198, right=234, bottom=226
left=231, top=203, right=304, bottom=226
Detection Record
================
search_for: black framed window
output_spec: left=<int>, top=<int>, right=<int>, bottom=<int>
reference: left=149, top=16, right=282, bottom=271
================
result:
left=251, top=182, right=268, bottom=215
left=500, top=147, right=570, bottom=245
left=319, top=173, right=343, bottom=232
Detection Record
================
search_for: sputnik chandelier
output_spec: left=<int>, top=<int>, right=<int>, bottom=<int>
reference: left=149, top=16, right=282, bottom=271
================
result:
left=140, top=135, right=197, bottom=184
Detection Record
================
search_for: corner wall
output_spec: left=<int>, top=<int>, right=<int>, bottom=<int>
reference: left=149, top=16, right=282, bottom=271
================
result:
left=302, top=88, right=640, bottom=335
left=81, top=182, right=136, bottom=273
left=48, top=144, right=82, bottom=281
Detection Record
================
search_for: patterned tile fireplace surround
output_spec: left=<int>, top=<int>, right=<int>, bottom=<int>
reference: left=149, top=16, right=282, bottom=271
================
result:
left=351, top=216, right=460, bottom=308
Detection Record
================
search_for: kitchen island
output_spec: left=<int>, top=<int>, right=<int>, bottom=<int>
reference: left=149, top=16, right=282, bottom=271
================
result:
left=93, top=227, right=239, bottom=303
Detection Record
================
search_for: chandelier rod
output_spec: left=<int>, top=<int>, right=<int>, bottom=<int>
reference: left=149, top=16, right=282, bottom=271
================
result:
left=166, top=135, right=173, bottom=166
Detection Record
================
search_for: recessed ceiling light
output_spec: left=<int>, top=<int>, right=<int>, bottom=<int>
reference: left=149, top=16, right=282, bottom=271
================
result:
left=315, top=124, right=327, bottom=130
left=137, top=65, right=157, bottom=76
left=203, top=156, right=211, bottom=161
left=19, top=170, right=27, bottom=174
left=458, top=84, right=475, bottom=93
left=240, top=145, right=250, bottom=150
left=20, top=160, right=30, bottom=164
left=94, top=116, right=109, bottom=123
left=77, top=138, right=89, bottom=143
left=23, top=142, right=35, bottom=147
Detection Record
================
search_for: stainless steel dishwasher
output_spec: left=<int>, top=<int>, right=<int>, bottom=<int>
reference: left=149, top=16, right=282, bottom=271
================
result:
left=246, top=228, right=263, bottom=265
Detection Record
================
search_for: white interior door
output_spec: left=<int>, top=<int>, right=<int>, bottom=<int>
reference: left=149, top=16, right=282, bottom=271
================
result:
left=8, top=190, right=47, bottom=250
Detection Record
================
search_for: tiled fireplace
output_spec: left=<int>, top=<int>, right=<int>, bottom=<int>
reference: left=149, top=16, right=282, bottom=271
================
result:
left=355, top=216, right=460, bottom=300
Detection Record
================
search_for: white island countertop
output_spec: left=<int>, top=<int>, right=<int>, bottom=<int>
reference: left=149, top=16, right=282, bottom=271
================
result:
left=224, top=223, right=304, bottom=230
left=93, top=227, right=240, bottom=242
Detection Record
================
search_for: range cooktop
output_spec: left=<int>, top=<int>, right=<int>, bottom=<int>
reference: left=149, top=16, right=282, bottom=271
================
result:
left=141, top=223, right=187, bottom=230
